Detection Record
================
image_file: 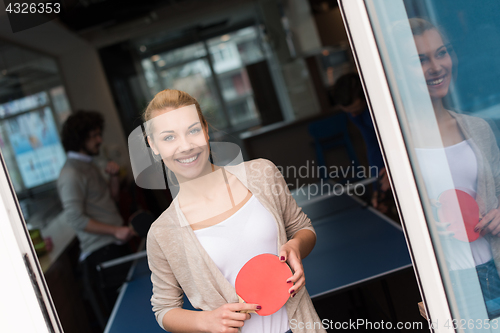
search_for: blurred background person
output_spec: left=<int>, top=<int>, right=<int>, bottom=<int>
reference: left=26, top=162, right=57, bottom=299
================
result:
left=331, top=73, right=392, bottom=213
left=58, top=110, right=135, bottom=319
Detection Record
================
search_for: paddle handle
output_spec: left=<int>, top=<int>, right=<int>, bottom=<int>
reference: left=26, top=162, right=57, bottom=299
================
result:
left=237, top=295, right=257, bottom=314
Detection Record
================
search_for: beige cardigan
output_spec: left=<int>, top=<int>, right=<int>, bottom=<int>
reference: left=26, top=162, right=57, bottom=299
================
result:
left=449, top=111, right=500, bottom=273
left=147, top=158, right=326, bottom=332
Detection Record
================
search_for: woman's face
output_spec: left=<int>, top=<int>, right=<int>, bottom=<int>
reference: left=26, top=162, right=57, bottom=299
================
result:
left=147, top=105, right=210, bottom=181
left=413, top=29, right=453, bottom=101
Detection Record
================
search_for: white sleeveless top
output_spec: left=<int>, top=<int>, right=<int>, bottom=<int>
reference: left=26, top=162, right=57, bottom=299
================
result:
left=415, top=139, right=493, bottom=270
left=194, top=194, right=290, bottom=333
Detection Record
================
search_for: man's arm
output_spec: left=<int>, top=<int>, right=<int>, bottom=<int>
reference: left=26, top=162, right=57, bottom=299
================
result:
left=58, top=166, right=132, bottom=241
left=85, top=218, right=133, bottom=242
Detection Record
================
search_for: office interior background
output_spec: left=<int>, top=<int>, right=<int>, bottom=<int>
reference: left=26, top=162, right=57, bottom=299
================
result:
left=0, top=0, right=429, bottom=332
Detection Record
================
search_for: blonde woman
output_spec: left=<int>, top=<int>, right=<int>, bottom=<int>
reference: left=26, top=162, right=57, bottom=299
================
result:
left=406, top=18, right=500, bottom=319
left=144, top=89, right=326, bottom=333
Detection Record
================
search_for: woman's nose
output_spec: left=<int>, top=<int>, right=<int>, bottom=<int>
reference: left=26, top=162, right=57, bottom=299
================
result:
left=428, top=58, right=441, bottom=74
left=177, top=135, right=193, bottom=152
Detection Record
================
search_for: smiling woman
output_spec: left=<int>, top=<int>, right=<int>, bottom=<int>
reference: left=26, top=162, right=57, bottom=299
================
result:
left=140, top=89, right=325, bottom=333
left=409, top=18, right=453, bottom=106
left=403, top=18, right=500, bottom=321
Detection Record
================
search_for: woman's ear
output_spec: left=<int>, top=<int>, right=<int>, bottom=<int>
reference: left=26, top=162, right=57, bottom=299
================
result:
left=147, top=136, right=159, bottom=155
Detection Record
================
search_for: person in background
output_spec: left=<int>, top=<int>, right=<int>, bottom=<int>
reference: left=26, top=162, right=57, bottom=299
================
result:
left=331, top=73, right=392, bottom=213
left=57, top=110, right=134, bottom=316
left=403, top=17, right=500, bottom=320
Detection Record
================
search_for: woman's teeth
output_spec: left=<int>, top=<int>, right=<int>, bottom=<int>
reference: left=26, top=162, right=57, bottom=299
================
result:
left=428, top=77, right=444, bottom=86
left=177, top=154, right=198, bottom=164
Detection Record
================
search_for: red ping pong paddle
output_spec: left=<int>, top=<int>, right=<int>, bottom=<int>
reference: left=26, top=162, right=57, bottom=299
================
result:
left=235, top=253, right=292, bottom=316
left=437, top=189, right=481, bottom=242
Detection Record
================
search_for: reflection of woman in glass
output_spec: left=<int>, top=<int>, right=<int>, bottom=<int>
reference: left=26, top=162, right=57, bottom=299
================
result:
left=143, top=89, right=325, bottom=333
left=408, top=18, right=500, bottom=319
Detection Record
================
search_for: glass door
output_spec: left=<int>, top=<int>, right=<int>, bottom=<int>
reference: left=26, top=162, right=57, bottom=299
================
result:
left=340, top=0, right=500, bottom=331
left=0, top=149, right=62, bottom=333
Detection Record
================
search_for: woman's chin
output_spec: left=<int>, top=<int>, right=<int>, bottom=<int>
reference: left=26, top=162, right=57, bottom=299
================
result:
left=174, top=163, right=211, bottom=182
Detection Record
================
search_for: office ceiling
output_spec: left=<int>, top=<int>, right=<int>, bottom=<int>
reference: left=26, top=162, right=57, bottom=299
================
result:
left=57, top=0, right=174, bottom=32
left=56, top=0, right=338, bottom=34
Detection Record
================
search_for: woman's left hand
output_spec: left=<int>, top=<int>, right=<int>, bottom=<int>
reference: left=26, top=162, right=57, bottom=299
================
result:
left=475, top=208, right=500, bottom=237
left=279, top=239, right=305, bottom=299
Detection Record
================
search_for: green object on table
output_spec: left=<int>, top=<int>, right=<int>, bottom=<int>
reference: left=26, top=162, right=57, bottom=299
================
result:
left=28, top=227, right=47, bottom=257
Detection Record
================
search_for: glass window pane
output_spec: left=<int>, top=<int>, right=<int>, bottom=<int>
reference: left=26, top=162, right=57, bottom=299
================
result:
left=5, top=107, right=66, bottom=189
left=155, top=42, right=206, bottom=68
left=49, top=86, right=71, bottom=125
left=365, top=0, right=500, bottom=325
left=0, top=42, right=70, bottom=199
left=207, top=26, right=264, bottom=69
left=158, top=59, right=227, bottom=129
left=207, top=26, right=264, bottom=127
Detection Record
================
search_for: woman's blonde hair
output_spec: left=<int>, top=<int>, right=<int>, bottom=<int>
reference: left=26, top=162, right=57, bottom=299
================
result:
left=143, top=89, right=208, bottom=141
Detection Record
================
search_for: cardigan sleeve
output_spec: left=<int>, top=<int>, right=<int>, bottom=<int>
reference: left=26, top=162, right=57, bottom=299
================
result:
left=147, top=230, right=184, bottom=331
left=261, top=159, right=316, bottom=240
left=483, top=121, right=500, bottom=199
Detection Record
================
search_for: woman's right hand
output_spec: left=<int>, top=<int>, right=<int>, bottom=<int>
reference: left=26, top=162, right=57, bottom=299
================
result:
left=203, top=303, right=259, bottom=333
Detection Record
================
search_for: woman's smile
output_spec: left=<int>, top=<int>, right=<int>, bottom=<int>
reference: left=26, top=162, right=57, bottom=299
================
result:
left=426, top=74, right=446, bottom=87
left=175, top=152, right=201, bottom=166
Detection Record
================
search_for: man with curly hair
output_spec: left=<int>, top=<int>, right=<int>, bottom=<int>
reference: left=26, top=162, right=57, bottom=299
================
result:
left=57, top=110, right=134, bottom=319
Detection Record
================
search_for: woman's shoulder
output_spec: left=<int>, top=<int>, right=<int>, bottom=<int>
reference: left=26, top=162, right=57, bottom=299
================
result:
left=148, top=200, right=182, bottom=236
left=450, top=110, right=491, bottom=130
left=243, top=158, right=280, bottom=174
left=241, top=158, right=284, bottom=183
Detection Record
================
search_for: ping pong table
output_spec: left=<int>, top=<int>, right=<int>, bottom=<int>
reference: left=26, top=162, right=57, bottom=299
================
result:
left=104, top=187, right=412, bottom=333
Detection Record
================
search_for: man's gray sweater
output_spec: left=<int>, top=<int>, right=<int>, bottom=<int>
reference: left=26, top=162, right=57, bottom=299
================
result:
left=57, top=157, right=123, bottom=256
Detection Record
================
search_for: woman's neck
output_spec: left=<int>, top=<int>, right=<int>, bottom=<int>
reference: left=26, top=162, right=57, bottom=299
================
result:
left=432, top=98, right=450, bottom=122
left=177, top=163, right=228, bottom=203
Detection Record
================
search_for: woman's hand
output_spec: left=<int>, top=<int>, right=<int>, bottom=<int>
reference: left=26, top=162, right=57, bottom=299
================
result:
left=203, top=303, right=259, bottom=333
left=279, top=239, right=305, bottom=299
left=474, top=208, right=500, bottom=237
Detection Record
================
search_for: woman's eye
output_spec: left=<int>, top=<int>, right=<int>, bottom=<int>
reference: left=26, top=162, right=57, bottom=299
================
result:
left=437, top=50, right=448, bottom=57
left=190, top=128, right=201, bottom=135
left=419, top=57, right=427, bottom=64
left=163, top=135, right=174, bottom=141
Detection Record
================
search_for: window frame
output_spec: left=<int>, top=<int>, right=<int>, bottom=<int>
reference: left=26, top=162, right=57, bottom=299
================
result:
left=0, top=149, right=63, bottom=333
left=338, top=0, right=455, bottom=330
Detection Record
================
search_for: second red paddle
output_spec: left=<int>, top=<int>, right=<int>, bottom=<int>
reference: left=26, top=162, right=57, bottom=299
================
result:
left=235, top=253, right=292, bottom=316
left=437, top=189, right=481, bottom=242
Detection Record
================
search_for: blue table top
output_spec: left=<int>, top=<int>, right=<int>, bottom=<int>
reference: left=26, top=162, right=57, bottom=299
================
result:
left=105, top=194, right=412, bottom=332
left=303, top=203, right=412, bottom=298
left=105, top=258, right=196, bottom=333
